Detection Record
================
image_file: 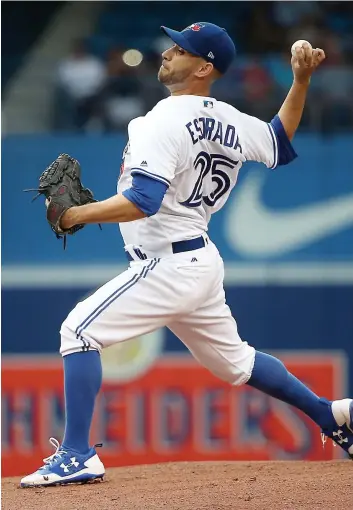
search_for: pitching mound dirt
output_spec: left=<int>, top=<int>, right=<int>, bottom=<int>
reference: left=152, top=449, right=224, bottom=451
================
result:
left=2, top=461, right=352, bottom=510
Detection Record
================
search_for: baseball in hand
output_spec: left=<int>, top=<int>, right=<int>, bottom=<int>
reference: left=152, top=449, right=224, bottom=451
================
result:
left=291, top=40, right=312, bottom=56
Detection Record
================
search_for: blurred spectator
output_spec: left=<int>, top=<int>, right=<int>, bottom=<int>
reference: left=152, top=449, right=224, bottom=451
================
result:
left=243, top=4, right=284, bottom=54
left=273, top=2, right=322, bottom=29
left=317, top=54, right=353, bottom=133
left=321, top=30, right=345, bottom=66
left=286, top=13, right=325, bottom=49
left=100, top=47, right=145, bottom=131
left=242, top=58, right=274, bottom=101
left=215, top=57, right=276, bottom=120
left=211, top=61, right=245, bottom=110
left=53, top=39, right=106, bottom=131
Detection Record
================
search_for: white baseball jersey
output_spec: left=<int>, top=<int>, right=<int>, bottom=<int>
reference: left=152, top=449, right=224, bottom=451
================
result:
left=61, top=94, right=281, bottom=387
left=118, top=95, right=278, bottom=252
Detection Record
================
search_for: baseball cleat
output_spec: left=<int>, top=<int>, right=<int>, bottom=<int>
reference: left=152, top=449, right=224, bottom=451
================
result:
left=20, top=437, right=105, bottom=488
left=321, top=398, right=353, bottom=459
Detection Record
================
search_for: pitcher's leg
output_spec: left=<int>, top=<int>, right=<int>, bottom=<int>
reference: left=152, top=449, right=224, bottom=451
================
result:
left=33, top=255, right=214, bottom=481
left=170, top=310, right=335, bottom=428
left=60, top=255, right=212, bottom=355
left=59, top=259, right=176, bottom=462
left=60, top=259, right=163, bottom=356
left=247, top=351, right=335, bottom=428
left=21, top=259, right=193, bottom=487
left=62, top=351, right=102, bottom=453
left=169, top=302, right=256, bottom=386
left=247, top=352, right=352, bottom=457
left=20, top=348, right=105, bottom=487
left=170, top=299, right=353, bottom=458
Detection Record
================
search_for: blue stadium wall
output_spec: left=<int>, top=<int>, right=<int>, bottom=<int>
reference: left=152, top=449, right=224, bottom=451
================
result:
left=2, top=134, right=353, bottom=393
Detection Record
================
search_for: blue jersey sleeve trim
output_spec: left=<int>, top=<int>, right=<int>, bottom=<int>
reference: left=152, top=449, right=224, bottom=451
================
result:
left=267, top=123, right=278, bottom=169
left=122, top=173, right=168, bottom=217
left=130, top=167, right=171, bottom=187
left=269, top=115, right=298, bottom=167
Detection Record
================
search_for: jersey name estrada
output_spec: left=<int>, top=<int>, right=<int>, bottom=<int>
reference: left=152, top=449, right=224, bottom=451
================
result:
left=118, top=95, right=278, bottom=252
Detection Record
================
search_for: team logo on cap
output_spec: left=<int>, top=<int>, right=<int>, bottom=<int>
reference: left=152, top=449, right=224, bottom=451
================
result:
left=188, top=23, right=204, bottom=31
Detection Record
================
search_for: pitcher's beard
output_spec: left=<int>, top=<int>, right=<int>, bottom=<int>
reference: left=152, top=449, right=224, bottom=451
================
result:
left=158, top=66, right=172, bottom=84
left=158, top=66, right=191, bottom=86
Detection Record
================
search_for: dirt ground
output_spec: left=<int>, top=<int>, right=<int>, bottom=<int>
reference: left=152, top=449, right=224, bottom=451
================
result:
left=2, top=461, right=352, bottom=510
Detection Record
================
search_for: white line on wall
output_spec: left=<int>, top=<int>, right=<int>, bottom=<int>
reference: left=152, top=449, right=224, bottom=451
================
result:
left=2, top=263, right=353, bottom=288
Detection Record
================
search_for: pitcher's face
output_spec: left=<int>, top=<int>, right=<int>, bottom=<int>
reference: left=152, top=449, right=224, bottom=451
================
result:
left=158, top=44, right=203, bottom=86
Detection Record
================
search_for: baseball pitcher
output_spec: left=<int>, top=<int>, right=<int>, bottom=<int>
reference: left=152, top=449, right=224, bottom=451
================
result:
left=22, top=22, right=352, bottom=487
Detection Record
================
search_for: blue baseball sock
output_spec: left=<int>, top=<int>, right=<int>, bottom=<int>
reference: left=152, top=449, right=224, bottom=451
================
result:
left=62, top=350, right=102, bottom=454
left=247, top=351, right=335, bottom=430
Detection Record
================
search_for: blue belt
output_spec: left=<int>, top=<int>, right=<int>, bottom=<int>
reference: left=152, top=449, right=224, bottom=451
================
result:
left=126, top=235, right=206, bottom=261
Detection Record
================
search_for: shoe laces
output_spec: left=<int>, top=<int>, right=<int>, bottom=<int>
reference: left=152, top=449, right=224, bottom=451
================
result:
left=321, top=433, right=327, bottom=450
left=42, top=437, right=67, bottom=466
left=321, top=432, right=337, bottom=450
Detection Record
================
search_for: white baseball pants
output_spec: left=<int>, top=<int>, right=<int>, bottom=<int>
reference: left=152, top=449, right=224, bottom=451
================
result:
left=60, top=237, right=255, bottom=386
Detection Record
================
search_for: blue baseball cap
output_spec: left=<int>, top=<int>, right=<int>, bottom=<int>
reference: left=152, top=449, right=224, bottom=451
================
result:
left=160, top=22, right=236, bottom=74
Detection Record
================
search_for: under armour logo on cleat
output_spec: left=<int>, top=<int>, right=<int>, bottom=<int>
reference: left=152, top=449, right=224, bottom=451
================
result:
left=60, top=457, right=79, bottom=472
left=333, top=430, right=348, bottom=444
left=140, top=160, right=148, bottom=166
left=191, top=257, right=198, bottom=262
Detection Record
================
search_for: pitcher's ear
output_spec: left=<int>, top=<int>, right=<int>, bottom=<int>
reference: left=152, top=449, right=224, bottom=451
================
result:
left=195, top=61, right=214, bottom=79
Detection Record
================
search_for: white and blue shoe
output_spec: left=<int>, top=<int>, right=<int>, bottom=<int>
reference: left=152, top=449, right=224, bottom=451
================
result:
left=321, top=398, right=353, bottom=459
left=20, top=438, right=105, bottom=488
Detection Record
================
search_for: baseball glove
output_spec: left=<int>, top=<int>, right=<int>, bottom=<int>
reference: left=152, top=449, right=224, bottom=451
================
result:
left=24, top=153, right=99, bottom=248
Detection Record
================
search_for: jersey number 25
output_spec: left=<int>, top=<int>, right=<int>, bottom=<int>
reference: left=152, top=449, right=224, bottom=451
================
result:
left=180, top=151, right=238, bottom=208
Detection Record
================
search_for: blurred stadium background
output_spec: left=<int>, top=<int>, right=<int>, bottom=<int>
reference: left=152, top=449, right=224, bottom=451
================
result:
left=2, top=1, right=353, bottom=477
